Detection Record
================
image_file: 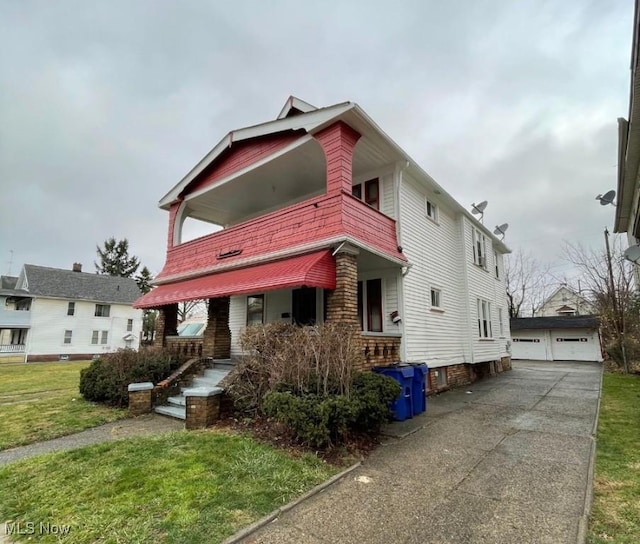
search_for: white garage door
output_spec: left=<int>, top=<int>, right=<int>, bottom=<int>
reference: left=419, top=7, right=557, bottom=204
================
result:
left=511, top=332, right=549, bottom=360
left=550, top=330, right=601, bottom=361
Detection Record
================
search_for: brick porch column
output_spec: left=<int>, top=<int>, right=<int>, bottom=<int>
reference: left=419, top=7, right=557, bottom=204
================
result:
left=325, top=244, right=359, bottom=326
left=153, top=304, right=178, bottom=348
left=203, top=297, right=231, bottom=359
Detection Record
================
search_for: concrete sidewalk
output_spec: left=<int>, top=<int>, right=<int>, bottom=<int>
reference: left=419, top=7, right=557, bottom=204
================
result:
left=244, top=360, right=602, bottom=544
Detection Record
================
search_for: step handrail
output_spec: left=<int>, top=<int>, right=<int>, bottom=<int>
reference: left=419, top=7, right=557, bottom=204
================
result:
left=153, top=357, right=208, bottom=404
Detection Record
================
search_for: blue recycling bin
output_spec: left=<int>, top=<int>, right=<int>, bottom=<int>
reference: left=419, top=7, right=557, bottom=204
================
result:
left=373, top=365, right=414, bottom=421
left=410, top=363, right=428, bottom=415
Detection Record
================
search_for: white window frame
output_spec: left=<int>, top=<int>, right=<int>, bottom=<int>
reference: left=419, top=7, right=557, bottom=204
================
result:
left=91, top=330, right=99, bottom=345
left=63, top=330, right=72, bottom=344
left=101, top=331, right=108, bottom=345
left=67, top=302, right=75, bottom=316
left=494, top=250, right=500, bottom=279
left=477, top=298, right=492, bottom=338
left=472, top=228, right=487, bottom=268
left=127, top=319, right=133, bottom=332
left=425, top=198, right=439, bottom=222
left=357, top=277, right=385, bottom=333
left=498, top=308, right=504, bottom=337
left=95, top=304, right=111, bottom=317
left=430, top=288, right=442, bottom=309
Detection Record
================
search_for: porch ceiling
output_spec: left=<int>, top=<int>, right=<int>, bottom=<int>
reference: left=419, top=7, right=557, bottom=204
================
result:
left=184, top=139, right=326, bottom=227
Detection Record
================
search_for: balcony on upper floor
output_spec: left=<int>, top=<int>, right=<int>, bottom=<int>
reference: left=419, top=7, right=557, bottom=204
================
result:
left=0, top=297, right=32, bottom=328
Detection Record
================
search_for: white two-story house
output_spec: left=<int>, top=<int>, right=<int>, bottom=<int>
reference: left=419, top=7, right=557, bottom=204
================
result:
left=135, top=96, right=512, bottom=390
left=0, top=263, right=143, bottom=362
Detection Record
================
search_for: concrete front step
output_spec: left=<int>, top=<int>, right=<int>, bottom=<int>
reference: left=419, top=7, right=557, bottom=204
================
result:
left=154, top=404, right=186, bottom=420
left=167, top=395, right=186, bottom=407
left=203, top=368, right=230, bottom=382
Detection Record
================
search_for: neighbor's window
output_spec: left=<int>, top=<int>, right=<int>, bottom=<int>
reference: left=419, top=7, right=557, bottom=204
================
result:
left=246, top=295, right=264, bottom=326
left=91, top=330, right=99, bottom=345
left=101, top=331, right=108, bottom=345
left=127, top=319, right=133, bottom=332
left=426, top=199, right=438, bottom=222
left=352, top=178, right=380, bottom=210
left=430, top=288, right=442, bottom=308
left=95, top=304, right=110, bottom=317
left=67, top=302, right=75, bottom=316
left=477, top=299, right=492, bottom=338
left=472, top=228, right=486, bottom=268
left=63, top=330, right=72, bottom=344
left=357, top=279, right=383, bottom=332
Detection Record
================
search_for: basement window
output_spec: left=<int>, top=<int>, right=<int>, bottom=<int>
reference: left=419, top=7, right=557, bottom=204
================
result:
left=434, top=368, right=447, bottom=388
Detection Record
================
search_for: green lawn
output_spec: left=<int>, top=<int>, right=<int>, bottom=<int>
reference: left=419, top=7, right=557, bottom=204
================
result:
left=0, top=431, right=339, bottom=543
left=0, top=361, right=127, bottom=450
left=589, top=372, right=640, bottom=544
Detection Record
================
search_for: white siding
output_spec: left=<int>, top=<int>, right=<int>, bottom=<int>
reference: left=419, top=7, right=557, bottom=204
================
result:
left=398, top=175, right=467, bottom=367
left=27, top=297, right=142, bottom=359
left=229, top=295, right=246, bottom=358
left=380, top=173, right=395, bottom=218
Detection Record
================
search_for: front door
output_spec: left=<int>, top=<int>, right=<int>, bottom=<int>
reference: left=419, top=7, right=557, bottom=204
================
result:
left=292, top=287, right=316, bottom=326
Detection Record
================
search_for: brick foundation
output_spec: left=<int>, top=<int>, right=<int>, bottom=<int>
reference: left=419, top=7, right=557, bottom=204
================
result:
left=427, top=358, right=511, bottom=395
left=185, top=393, right=221, bottom=430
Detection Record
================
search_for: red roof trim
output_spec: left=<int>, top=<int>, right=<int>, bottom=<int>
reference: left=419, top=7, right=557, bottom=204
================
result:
left=134, top=250, right=336, bottom=309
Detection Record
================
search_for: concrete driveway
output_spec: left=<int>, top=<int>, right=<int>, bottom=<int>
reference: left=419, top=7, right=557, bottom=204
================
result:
left=245, top=360, right=602, bottom=544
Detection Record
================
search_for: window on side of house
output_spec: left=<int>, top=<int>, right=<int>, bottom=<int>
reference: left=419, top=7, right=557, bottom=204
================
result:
left=63, top=330, right=72, bottom=344
left=426, top=199, right=438, bottom=222
left=67, top=302, right=75, bottom=316
left=472, top=228, right=486, bottom=268
left=95, top=304, right=110, bottom=317
left=357, top=279, right=383, bottom=332
left=246, top=294, right=264, bottom=326
left=494, top=250, right=500, bottom=279
left=477, top=299, right=492, bottom=338
left=91, top=330, right=99, bottom=345
left=127, top=319, right=133, bottom=332
left=101, top=331, right=108, bottom=345
left=498, top=308, right=504, bottom=336
left=430, top=288, right=441, bottom=309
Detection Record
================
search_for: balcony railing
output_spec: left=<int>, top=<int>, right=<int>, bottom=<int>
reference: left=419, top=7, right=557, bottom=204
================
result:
left=0, top=344, right=26, bottom=354
left=158, top=191, right=403, bottom=282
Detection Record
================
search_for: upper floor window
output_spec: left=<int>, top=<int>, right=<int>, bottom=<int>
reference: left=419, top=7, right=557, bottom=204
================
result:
left=357, top=279, right=383, bottom=332
left=247, top=295, right=264, bottom=326
left=477, top=299, right=492, bottom=338
left=494, top=250, right=500, bottom=279
left=63, top=330, right=72, bottom=344
left=430, top=288, right=442, bottom=309
left=426, top=199, right=438, bottom=222
left=67, top=302, right=75, bottom=316
left=472, top=228, right=487, bottom=268
left=352, top=178, right=379, bottom=210
left=127, top=319, right=133, bottom=332
left=95, top=304, right=110, bottom=317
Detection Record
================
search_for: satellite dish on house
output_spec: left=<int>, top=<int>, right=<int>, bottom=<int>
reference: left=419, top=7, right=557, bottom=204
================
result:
left=493, top=223, right=509, bottom=240
left=624, top=244, right=640, bottom=262
left=595, top=190, right=616, bottom=206
left=471, top=201, right=488, bottom=223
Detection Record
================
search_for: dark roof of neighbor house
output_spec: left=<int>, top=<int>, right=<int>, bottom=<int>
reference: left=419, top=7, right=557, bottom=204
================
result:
left=510, top=316, right=600, bottom=331
left=22, top=265, right=142, bottom=304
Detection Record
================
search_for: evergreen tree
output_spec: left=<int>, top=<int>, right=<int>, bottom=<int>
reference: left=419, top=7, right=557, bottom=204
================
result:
left=95, top=237, right=140, bottom=277
left=135, top=266, right=153, bottom=294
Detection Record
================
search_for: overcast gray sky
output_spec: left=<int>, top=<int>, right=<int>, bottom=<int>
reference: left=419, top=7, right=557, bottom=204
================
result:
left=0, top=0, right=632, bottom=284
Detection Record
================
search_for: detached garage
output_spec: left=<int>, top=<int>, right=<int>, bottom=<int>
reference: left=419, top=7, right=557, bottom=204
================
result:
left=510, top=316, right=603, bottom=362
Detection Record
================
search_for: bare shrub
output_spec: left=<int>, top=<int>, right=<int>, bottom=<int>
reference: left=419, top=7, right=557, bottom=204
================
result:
left=224, top=322, right=363, bottom=415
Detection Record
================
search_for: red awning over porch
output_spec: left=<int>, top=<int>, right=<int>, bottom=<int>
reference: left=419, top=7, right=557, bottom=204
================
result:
left=134, top=250, right=336, bottom=309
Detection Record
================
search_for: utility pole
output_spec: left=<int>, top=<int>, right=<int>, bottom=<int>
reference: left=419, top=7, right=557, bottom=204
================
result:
left=604, top=228, right=629, bottom=373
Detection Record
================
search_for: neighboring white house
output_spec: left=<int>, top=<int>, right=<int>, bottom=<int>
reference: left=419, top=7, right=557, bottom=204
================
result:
left=535, top=285, right=595, bottom=317
left=137, top=96, right=512, bottom=391
left=0, top=263, right=143, bottom=362
left=510, top=316, right=603, bottom=362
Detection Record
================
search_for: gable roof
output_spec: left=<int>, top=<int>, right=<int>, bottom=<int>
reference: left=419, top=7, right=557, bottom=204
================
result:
left=21, top=265, right=142, bottom=304
left=158, top=96, right=511, bottom=254
left=540, top=285, right=590, bottom=308
left=510, top=316, right=600, bottom=331
left=0, top=275, right=28, bottom=297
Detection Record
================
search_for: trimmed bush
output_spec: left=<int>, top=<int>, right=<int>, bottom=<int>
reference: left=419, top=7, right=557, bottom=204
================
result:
left=79, top=348, right=184, bottom=407
left=263, top=372, right=401, bottom=448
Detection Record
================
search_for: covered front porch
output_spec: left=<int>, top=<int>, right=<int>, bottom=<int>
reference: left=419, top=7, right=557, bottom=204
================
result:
left=136, top=244, right=404, bottom=369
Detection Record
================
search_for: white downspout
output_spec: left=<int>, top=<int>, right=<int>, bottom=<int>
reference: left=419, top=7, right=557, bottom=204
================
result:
left=395, top=161, right=410, bottom=361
